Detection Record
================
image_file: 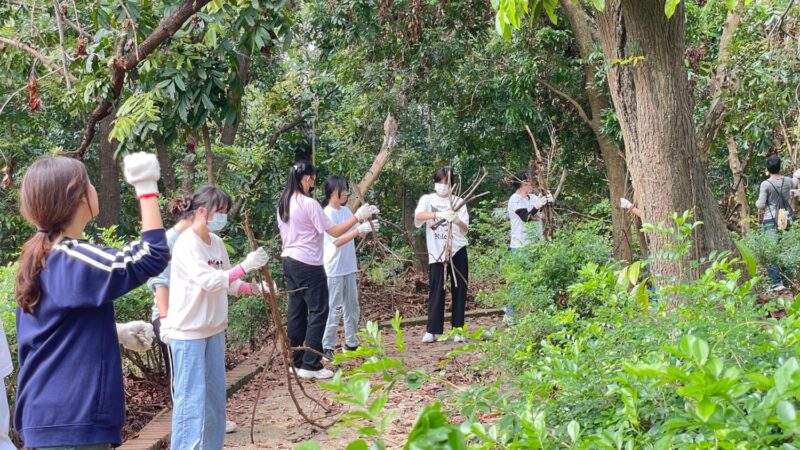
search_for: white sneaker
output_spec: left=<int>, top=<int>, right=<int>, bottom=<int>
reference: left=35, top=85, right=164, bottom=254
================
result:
left=225, top=419, right=237, bottom=433
left=453, top=334, right=465, bottom=343
left=296, top=367, right=334, bottom=380
left=422, top=332, right=437, bottom=343
left=773, top=284, right=787, bottom=292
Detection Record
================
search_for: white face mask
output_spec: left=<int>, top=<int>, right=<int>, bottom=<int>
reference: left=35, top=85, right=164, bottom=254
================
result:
left=434, top=183, right=450, bottom=196
left=208, top=213, right=228, bottom=232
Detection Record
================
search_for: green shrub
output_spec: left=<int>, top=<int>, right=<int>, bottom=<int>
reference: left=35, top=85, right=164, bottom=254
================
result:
left=741, top=223, right=800, bottom=286
left=227, top=293, right=270, bottom=348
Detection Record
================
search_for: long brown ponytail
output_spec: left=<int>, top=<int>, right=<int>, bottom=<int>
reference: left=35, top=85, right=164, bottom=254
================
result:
left=15, top=157, right=90, bottom=314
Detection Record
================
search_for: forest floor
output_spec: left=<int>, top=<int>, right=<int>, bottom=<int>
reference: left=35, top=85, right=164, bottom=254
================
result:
left=221, top=272, right=503, bottom=449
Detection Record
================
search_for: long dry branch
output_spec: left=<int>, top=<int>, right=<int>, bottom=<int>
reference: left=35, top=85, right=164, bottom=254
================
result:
left=0, top=37, right=77, bottom=83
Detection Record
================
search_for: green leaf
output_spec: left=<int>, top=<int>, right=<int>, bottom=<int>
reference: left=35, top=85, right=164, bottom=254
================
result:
left=696, top=398, right=716, bottom=422
left=567, top=420, right=580, bottom=443
left=665, top=0, right=681, bottom=18
left=679, top=335, right=709, bottom=365
left=345, top=440, right=369, bottom=450
left=775, top=358, right=799, bottom=393
left=734, top=240, right=758, bottom=277
left=777, top=400, right=797, bottom=425
left=589, top=0, right=605, bottom=12
left=295, top=442, right=321, bottom=450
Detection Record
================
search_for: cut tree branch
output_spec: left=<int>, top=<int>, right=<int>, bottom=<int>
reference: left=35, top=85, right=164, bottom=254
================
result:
left=52, top=0, right=72, bottom=90
left=0, top=37, right=77, bottom=83
left=537, top=77, right=592, bottom=126
left=347, top=112, right=398, bottom=211
left=70, top=0, right=212, bottom=159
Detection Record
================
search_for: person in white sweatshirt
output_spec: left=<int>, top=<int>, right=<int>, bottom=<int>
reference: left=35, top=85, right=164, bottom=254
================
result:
left=162, top=185, right=270, bottom=449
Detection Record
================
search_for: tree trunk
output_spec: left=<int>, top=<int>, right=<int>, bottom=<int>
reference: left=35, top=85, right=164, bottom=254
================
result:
left=597, top=0, right=734, bottom=282
left=220, top=53, right=250, bottom=145
left=202, top=125, right=215, bottom=185
left=97, top=115, right=120, bottom=228
left=559, top=0, right=634, bottom=261
left=402, top=182, right=428, bottom=275
left=181, top=134, right=198, bottom=196
left=153, top=135, right=176, bottom=196
left=727, top=135, right=750, bottom=233
left=347, top=113, right=398, bottom=211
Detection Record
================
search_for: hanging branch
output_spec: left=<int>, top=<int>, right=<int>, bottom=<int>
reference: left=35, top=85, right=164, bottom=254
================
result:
left=0, top=37, right=77, bottom=83
left=52, top=0, right=71, bottom=90
left=525, top=124, right=558, bottom=238
left=241, top=212, right=333, bottom=436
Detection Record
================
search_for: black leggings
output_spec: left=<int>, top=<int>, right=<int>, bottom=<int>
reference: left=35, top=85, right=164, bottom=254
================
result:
left=427, top=247, right=468, bottom=334
left=282, top=257, right=330, bottom=371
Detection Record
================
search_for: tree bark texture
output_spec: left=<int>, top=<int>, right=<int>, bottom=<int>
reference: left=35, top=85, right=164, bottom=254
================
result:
left=220, top=53, right=251, bottom=145
left=559, top=0, right=634, bottom=261
left=97, top=115, right=120, bottom=228
left=202, top=125, right=215, bottom=185
left=402, top=182, right=429, bottom=275
left=726, top=135, right=750, bottom=233
left=347, top=113, right=398, bottom=211
left=597, top=0, right=734, bottom=281
left=153, top=135, right=177, bottom=196
left=181, top=134, right=198, bottom=196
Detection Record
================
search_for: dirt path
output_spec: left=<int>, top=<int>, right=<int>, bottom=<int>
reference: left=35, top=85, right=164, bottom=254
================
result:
left=223, top=315, right=499, bottom=449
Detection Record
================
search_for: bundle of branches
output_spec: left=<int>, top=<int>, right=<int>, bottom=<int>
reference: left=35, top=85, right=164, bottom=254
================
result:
left=525, top=124, right=566, bottom=238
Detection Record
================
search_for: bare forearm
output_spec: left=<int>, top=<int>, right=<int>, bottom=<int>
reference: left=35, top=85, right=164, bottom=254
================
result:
left=155, top=286, right=169, bottom=318
left=139, top=197, right=164, bottom=231
left=328, top=216, right=359, bottom=237
left=335, top=228, right=362, bottom=247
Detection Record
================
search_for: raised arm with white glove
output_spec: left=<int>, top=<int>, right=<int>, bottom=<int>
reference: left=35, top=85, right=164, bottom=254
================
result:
left=123, top=152, right=161, bottom=198
left=116, top=321, right=156, bottom=352
left=357, top=220, right=380, bottom=234
left=436, top=209, right=457, bottom=223
left=355, top=203, right=380, bottom=222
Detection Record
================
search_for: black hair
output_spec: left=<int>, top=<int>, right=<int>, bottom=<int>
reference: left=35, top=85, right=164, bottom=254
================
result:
left=186, top=185, right=231, bottom=218
left=433, top=167, right=451, bottom=184
left=322, top=175, right=349, bottom=207
left=767, top=155, right=782, bottom=174
left=278, top=161, right=318, bottom=222
left=512, top=171, right=529, bottom=190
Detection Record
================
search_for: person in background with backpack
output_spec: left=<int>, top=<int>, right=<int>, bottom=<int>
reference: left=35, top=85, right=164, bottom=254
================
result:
left=755, top=155, right=799, bottom=292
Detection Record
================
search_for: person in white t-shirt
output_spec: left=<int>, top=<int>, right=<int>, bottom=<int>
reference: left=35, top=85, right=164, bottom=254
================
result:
left=0, top=321, right=14, bottom=450
left=508, top=171, right=553, bottom=250
left=320, top=176, right=379, bottom=361
left=163, top=185, right=270, bottom=449
left=504, top=171, right=553, bottom=323
left=414, top=167, right=469, bottom=343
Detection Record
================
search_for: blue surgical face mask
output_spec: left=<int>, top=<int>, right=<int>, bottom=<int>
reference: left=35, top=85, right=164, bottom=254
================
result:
left=208, top=213, right=228, bottom=232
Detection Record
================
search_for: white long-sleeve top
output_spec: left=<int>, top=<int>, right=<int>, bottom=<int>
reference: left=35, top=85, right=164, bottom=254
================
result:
left=166, top=228, right=243, bottom=340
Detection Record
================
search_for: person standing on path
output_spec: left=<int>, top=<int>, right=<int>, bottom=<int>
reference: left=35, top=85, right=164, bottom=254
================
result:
left=163, top=185, right=270, bottom=449
left=755, top=155, right=799, bottom=292
left=277, top=162, right=380, bottom=380
left=504, top=171, right=552, bottom=323
left=414, top=167, right=470, bottom=343
left=320, top=176, right=380, bottom=361
left=14, top=154, right=170, bottom=448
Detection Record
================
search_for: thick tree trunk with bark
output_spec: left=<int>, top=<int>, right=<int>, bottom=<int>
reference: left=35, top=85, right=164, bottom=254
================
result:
left=153, top=135, right=176, bottom=196
left=181, top=134, right=198, bottom=196
left=97, top=115, right=120, bottom=228
left=347, top=113, right=398, bottom=211
left=220, top=53, right=250, bottom=146
left=559, top=0, right=634, bottom=261
left=597, top=0, right=734, bottom=281
left=402, top=182, right=429, bottom=274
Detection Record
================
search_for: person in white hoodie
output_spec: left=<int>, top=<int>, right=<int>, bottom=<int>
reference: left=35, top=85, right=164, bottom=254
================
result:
left=161, top=185, right=270, bottom=449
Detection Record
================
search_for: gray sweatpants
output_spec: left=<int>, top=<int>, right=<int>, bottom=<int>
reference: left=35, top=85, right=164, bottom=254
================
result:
left=321, top=273, right=360, bottom=349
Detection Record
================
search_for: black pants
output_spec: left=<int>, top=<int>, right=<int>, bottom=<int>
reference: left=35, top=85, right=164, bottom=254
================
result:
left=152, top=317, right=171, bottom=386
left=427, top=246, right=468, bottom=334
left=283, top=257, right=329, bottom=371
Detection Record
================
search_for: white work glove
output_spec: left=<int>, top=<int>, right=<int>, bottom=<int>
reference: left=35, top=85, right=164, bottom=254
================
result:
left=239, top=247, right=269, bottom=273
left=116, top=321, right=155, bottom=352
left=159, top=325, right=173, bottom=345
left=254, top=280, right=279, bottom=295
left=620, top=198, right=634, bottom=210
left=354, top=203, right=380, bottom=221
left=793, top=169, right=800, bottom=179
left=123, top=152, right=160, bottom=197
left=357, top=220, right=380, bottom=234
left=436, top=209, right=457, bottom=223
left=539, top=194, right=554, bottom=206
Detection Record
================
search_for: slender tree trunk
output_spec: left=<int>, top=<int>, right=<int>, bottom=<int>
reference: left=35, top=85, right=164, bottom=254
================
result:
left=182, top=134, right=198, bottom=196
left=559, top=0, right=634, bottom=261
left=220, top=53, right=250, bottom=145
left=727, top=135, right=750, bottom=233
left=402, top=182, right=428, bottom=275
left=97, top=115, right=120, bottom=228
left=202, top=125, right=215, bottom=185
left=597, top=0, right=734, bottom=282
left=153, top=135, right=176, bottom=196
left=348, top=113, right=398, bottom=211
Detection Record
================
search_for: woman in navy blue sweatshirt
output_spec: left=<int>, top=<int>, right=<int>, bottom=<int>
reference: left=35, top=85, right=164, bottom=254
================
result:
left=13, top=154, right=169, bottom=448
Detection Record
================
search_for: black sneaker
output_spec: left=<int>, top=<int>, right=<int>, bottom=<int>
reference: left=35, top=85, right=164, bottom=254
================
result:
left=344, top=344, right=360, bottom=352
left=322, top=348, right=335, bottom=362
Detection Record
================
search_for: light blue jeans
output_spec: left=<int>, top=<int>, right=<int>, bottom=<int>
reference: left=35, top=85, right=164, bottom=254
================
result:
left=170, top=332, right=226, bottom=450
left=321, top=273, right=360, bottom=349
